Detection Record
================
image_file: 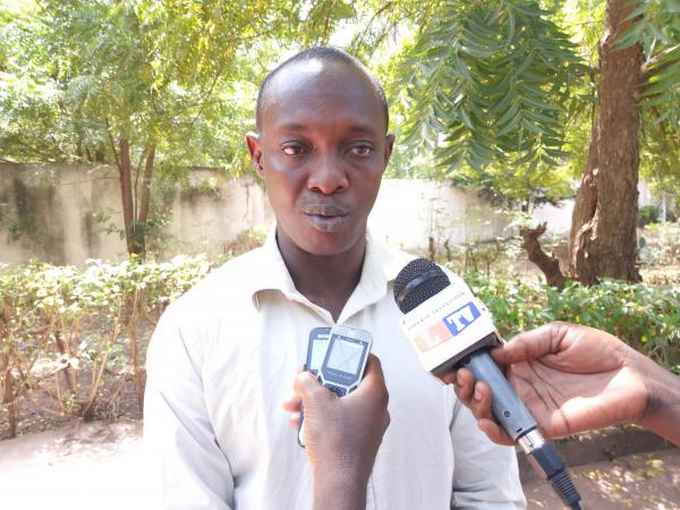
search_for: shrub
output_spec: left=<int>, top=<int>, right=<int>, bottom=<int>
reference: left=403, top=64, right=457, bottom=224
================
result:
left=639, top=205, right=660, bottom=227
left=0, top=255, right=210, bottom=437
left=463, top=272, right=680, bottom=372
left=2, top=253, right=679, bottom=438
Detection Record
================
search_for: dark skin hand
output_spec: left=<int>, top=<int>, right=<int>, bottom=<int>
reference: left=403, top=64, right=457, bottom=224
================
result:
left=442, top=322, right=680, bottom=446
left=283, top=355, right=390, bottom=510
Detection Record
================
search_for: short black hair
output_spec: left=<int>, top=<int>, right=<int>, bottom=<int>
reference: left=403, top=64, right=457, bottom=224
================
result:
left=255, top=46, right=389, bottom=132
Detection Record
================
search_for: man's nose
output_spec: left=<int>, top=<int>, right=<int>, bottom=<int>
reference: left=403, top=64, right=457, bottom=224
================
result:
left=307, top=154, right=349, bottom=194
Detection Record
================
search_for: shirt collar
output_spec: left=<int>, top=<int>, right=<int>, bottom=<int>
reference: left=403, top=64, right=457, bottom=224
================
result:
left=248, top=227, right=411, bottom=315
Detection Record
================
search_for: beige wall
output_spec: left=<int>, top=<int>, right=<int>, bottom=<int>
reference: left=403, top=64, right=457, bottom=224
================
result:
left=1, top=164, right=537, bottom=265
left=0, top=163, right=274, bottom=264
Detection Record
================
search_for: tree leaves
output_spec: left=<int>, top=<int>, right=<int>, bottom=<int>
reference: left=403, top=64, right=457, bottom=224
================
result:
left=391, top=0, right=585, bottom=203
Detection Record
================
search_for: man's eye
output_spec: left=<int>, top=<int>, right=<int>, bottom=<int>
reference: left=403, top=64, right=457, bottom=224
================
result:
left=350, top=145, right=373, bottom=157
left=282, top=144, right=305, bottom=156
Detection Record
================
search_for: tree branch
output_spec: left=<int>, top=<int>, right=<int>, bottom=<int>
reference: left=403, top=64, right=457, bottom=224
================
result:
left=105, top=119, right=122, bottom=170
left=520, top=222, right=568, bottom=289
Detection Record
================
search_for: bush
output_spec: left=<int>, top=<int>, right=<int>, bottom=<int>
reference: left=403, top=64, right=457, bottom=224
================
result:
left=0, top=255, right=210, bottom=437
left=2, top=253, right=679, bottom=437
left=463, top=272, right=680, bottom=372
left=639, top=205, right=660, bottom=227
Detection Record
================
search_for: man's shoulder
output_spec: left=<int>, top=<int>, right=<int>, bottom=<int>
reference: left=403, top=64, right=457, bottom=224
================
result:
left=166, top=246, right=266, bottom=318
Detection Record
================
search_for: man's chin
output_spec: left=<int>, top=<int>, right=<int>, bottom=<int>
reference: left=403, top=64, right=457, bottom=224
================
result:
left=293, top=229, right=364, bottom=257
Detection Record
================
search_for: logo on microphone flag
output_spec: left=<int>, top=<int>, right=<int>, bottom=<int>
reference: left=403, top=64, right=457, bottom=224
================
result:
left=413, top=301, right=482, bottom=352
left=443, top=301, right=481, bottom=336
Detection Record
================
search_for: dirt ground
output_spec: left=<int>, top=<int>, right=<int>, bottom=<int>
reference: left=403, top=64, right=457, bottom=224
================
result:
left=0, top=419, right=157, bottom=510
left=524, top=448, right=680, bottom=509
left=1, top=418, right=678, bottom=509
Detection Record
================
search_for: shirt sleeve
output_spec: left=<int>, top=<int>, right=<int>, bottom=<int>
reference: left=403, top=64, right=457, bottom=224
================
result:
left=450, top=398, right=527, bottom=509
left=143, top=307, right=235, bottom=510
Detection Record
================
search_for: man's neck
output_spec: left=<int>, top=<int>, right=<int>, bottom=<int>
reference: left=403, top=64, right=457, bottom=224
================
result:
left=276, top=230, right=366, bottom=322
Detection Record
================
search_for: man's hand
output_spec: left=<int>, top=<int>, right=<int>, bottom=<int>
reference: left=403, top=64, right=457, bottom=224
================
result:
left=283, top=354, right=390, bottom=510
left=443, top=322, right=667, bottom=445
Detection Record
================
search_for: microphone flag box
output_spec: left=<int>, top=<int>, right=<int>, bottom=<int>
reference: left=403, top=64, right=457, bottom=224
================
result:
left=399, top=277, right=500, bottom=375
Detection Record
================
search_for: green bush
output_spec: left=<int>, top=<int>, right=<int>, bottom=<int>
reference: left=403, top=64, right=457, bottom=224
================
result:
left=2, top=254, right=679, bottom=437
left=639, top=205, right=660, bottom=227
left=464, top=272, right=680, bottom=372
left=0, top=255, right=210, bottom=437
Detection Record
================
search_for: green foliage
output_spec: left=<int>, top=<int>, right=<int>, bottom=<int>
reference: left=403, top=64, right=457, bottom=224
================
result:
left=393, top=1, right=586, bottom=197
left=464, top=272, right=680, bottom=370
left=639, top=204, right=661, bottom=227
left=0, top=255, right=210, bottom=435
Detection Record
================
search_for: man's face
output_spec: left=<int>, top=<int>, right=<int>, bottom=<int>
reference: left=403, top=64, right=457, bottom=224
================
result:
left=246, top=60, right=394, bottom=257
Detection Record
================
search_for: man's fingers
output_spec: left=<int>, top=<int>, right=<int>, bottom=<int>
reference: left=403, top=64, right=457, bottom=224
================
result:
left=453, top=368, right=475, bottom=404
left=351, top=355, right=386, bottom=399
left=494, top=322, right=569, bottom=365
left=293, top=370, right=326, bottom=399
left=288, top=412, right=301, bottom=429
left=478, top=418, right=514, bottom=446
left=440, top=371, right=457, bottom=386
left=467, top=381, right=493, bottom=421
left=282, top=394, right=302, bottom=413
left=359, top=354, right=384, bottom=385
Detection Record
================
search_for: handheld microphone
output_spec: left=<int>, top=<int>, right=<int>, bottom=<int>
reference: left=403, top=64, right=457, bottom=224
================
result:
left=394, top=258, right=582, bottom=510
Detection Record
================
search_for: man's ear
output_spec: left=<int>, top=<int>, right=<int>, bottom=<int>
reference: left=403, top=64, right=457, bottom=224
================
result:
left=384, top=133, right=396, bottom=166
left=245, top=132, right=264, bottom=177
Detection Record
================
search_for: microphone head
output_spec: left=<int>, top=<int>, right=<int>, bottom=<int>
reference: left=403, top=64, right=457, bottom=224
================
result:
left=393, top=258, right=451, bottom=314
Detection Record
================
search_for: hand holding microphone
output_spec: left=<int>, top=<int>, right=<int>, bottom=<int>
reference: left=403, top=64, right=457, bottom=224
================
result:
left=448, top=322, right=680, bottom=447
left=394, top=259, right=583, bottom=509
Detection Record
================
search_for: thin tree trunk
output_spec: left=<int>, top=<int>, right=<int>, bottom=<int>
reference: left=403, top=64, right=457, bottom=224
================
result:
left=117, top=138, right=137, bottom=256
left=54, top=328, right=77, bottom=393
left=2, top=358, right=17, bottom=438
left=137, top=144, right=156, bottom=258
left=569, top=0, right=643, bottom=284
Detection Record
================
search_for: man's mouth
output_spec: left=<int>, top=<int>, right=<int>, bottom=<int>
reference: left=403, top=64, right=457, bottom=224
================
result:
left=302, top=205, right=350, bottom=232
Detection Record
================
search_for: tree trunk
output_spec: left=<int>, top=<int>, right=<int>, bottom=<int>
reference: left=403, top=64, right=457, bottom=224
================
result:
left=568, top=0, right=643, bottom=284
left=117, top=138, right=139, bottom=256
left=1, top=357, right=17, bottom=438
left=136, top=144, right=156, bottom=258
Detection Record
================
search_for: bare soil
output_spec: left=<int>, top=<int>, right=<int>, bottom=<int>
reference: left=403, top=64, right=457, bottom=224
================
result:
left=525, top=448, right=680, bottom=509
left=0, top=372, right=142, bottom=440
left=1, top=418, right=678, bottom=509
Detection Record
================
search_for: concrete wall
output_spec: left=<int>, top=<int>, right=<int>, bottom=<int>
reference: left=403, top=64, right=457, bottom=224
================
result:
left=0, top=163, right=274, bottom=265
left=1, top=163, right=576, bottom=265
left=369, top=179, right=512, bottom=251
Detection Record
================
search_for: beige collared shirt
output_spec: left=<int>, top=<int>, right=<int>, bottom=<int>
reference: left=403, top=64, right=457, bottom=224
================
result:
left=143, top=232, right=526, bottom=509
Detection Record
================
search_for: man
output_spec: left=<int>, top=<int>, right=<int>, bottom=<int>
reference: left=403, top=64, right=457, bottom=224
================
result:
left=144, top=46, right=525, bottom=509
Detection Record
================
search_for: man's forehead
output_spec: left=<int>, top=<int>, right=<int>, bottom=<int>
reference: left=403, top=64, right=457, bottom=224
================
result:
left=261, top=59, right=385, bottom=131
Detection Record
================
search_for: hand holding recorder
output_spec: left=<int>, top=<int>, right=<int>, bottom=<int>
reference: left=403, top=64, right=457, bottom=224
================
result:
left=445, top=322, right=680, bottom=447
left=283, top=354, right=390, bottom=510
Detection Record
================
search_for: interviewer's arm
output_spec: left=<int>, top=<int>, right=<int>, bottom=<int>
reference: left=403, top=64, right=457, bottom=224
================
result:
left=283, top=355, right=390, bottom=510
left=445, top=323, right=680, bottom=447
left=637, top=353, right=680, bottom=446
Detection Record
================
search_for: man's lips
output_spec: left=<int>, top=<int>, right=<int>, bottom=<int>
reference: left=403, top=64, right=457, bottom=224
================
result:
left=301, top=204, right=350, bottom=217
left=301, top=204, right=351, bottom=232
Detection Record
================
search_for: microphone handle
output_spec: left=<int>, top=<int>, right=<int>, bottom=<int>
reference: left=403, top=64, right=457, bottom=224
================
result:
left=461, top=348, right=583, bottom=509
left=461, top=349, right=537, bottom=441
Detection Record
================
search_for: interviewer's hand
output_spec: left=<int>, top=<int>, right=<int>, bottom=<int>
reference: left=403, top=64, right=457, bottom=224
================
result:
left=283, top=354, right=390, bottom=510
left=444, top=322, right=665, bottom=445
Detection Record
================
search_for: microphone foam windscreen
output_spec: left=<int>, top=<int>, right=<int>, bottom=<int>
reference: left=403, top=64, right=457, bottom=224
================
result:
left=393, top=258, right=450, bottom=314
